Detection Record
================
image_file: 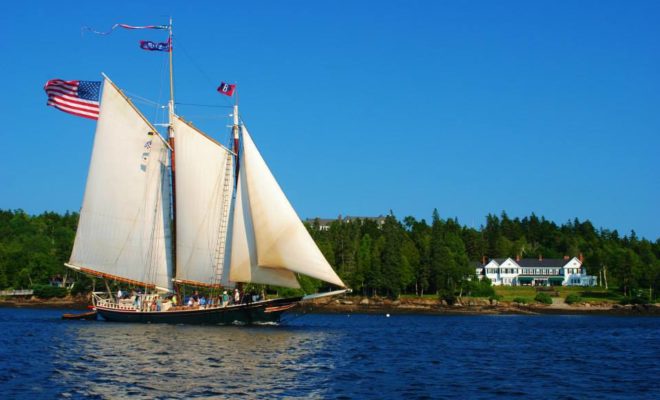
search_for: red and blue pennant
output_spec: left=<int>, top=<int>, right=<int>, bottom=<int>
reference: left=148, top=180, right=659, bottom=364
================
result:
left=217, top=82, right=236, bottom=97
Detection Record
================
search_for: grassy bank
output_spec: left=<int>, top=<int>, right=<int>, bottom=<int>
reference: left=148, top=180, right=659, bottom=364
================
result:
left=492, top=286, right=622, bottom=304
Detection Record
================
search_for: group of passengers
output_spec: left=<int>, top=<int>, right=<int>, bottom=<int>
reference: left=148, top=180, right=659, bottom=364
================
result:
left=184, top=289, right=262, bottom=309
left=116, top=288, right=263, bottom=312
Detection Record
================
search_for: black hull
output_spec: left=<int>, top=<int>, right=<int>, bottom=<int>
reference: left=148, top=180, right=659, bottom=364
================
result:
left=96, top=297, right=302, bottom=325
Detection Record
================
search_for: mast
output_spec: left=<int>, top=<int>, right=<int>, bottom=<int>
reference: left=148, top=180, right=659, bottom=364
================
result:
left=167, top=17, right=178, bottom=281
left=232, top=102, right=240, bottom=187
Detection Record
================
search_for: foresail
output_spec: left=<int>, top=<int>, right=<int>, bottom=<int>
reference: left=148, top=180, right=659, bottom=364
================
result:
left=228, top=168, right=301, bottom=288
left=239, top=127, right=346, bottom=288
left=173, top=116, right=234, bottom=287
left=68, top=77, right=172, bottom=291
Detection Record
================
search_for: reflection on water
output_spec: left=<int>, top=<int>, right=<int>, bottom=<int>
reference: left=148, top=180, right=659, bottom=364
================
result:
left=54, top=323, right=333, bottom=399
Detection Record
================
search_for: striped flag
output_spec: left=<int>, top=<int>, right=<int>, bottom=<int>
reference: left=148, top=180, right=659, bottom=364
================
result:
left=118, top=23, right=168, bottom=30
left=83, top=23, right=169, bottom=36
left=44, top=79, right=101, bottom=120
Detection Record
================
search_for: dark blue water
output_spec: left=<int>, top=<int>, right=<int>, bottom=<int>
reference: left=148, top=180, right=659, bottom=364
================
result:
left=0, top=308, right=658, bottom=399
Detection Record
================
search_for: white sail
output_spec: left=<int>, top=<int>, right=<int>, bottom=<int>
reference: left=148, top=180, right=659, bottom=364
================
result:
left=68, top=77, right=172, bottom=291
left=229, top=166, right=301, bottom=288
left=173, top=116, right=234, bottom=286
left=238, top=127, right=346, bottom=288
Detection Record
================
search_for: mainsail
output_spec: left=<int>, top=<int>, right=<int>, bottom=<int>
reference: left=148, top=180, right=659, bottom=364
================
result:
left=172, top=115, right=234, bottom=287
left=67, top=77, right=173, bottom=291
left=229, top=127, right=346, bottom=288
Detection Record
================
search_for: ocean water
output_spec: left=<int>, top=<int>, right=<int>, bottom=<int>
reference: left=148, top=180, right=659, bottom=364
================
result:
left=0, top=308, right=658, bottom=399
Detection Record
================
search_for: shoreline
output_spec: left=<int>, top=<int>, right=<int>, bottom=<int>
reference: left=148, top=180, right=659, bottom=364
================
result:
left=300, top=296, right=660, bottom=317
left=2, top=295, right=659, bottom=316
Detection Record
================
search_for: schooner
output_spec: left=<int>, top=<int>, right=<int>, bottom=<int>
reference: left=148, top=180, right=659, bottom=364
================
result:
left=58, top=20, right=347, bottom=324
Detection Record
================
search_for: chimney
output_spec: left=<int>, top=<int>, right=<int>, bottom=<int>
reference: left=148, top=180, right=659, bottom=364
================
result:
left=579, top=253, right=584, bottom=263
left=563, top=255, right=569, bottom=261
left=482, top=255, right=486, bottom=265
left=538, top=254, right=543, bottom=262
left=516, top=254, right=520, bottom=262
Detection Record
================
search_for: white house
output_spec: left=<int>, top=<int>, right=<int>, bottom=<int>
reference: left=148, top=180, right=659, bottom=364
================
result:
left=476, top=256, right=597, bottom=287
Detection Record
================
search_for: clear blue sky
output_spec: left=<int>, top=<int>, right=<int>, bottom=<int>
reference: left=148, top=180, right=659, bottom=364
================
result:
left=1, top=1, right=658, bottom=239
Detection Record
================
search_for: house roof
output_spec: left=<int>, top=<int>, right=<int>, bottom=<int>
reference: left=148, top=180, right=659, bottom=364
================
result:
left=516, top=258, right=575, bottom=269
left=476, top=257, right=581, bottom=269
left=477, top=258, right=508, bottom=267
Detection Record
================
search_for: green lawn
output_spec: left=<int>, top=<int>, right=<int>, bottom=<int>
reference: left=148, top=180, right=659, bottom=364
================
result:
left=493, top=286, right=621, bottom=303
left=399, top=286, right=624, bottom=304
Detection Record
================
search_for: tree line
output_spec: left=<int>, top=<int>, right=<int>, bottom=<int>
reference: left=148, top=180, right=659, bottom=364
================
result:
left=306, top=210, right=659, bottom=300
left=0, top=209, right=658, bottom=301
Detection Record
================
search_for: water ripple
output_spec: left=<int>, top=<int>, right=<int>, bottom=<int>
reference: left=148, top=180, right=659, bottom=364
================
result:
left=0, top=310, right=659, bottom=398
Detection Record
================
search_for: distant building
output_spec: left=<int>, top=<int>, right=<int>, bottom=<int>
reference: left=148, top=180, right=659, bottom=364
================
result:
left=475, top=255, right=597, bottom=287
left=305, top=215, right=387, bottom=231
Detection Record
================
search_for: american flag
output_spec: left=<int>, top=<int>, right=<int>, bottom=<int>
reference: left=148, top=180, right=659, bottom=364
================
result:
left=44, top=79, right=101, bottom=120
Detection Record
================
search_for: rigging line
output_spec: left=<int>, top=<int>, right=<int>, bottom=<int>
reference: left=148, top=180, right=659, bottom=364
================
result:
left=124, top=91, right=164, bottom=108
left=280, top=293, right=339, bottom=325
left=157, top=54, right=169, bottom=128
left=173, top=37, right=235, bottom=108
left=172, top=115, right=231, bottom=121
left=176, top=38, right=216, bottom=85
left=175, top=102, right=233, bottom=109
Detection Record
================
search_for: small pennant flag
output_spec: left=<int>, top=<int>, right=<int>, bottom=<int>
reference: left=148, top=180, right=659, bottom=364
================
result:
left=44, top=79, right=101, bottom=120
left=83, top=23, right=169, bottom=36
left=119, top=23, right=168, bottom=30
left=217, top=82, right=236, bottom=97
left=140, top=38, right=171, bottom=52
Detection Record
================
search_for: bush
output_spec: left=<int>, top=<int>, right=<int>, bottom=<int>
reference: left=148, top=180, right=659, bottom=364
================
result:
left=565, top=293, right=582, bottom=304
left=466, top=278, right=496, bottom=298
left=439, top=291, right=457, bottom=305
left=620, top=296, right=647, bottom=305
left=513, top=297, right=529, bottom=304
left=534, top=292, right=553, bottom=305
left=32, top=284, right=68, bottom=298
left=489, top=294, right=503, bottom=302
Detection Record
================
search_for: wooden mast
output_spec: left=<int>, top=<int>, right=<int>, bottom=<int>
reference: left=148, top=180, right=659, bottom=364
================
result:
left=233, top=102, right=240, bottom=187
left=167, top=17, right=178, bottom=293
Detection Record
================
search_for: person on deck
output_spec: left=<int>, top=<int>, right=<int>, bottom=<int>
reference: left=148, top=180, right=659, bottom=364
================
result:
left=234, top=288, right=240, bottom=304
left=222, top=291, right=229, bottom=307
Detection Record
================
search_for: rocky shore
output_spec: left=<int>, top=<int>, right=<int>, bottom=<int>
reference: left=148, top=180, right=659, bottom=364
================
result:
left=2, top=294, right=659, bottom=316
left=0, top=295, right=89, bottom=309
left=299, top=296, right=660, bottom=316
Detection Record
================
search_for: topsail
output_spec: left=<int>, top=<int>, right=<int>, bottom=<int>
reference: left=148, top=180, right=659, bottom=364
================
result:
left=172, top=116, right=234, bottom=287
